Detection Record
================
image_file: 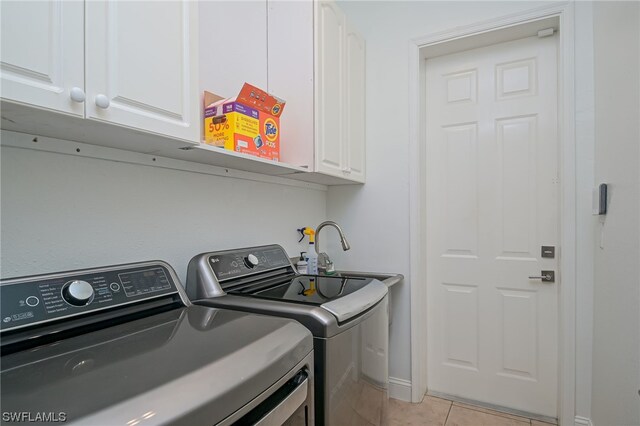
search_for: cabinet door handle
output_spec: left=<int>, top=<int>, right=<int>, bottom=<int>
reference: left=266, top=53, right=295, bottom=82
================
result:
left=95, top=94, right=110, bottom=109
left=342, top=167, right=352, bottom=174
left=70, top=87, right=86, bottom=103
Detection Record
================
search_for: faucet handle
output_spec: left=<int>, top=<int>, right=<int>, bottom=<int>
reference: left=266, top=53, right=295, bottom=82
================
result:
left=318, top=252, right=331, bottom=267
left=324, top=260, right=335, bottom=274
left=318, top=252, right=335, bottom=275
left=318, top=252, right=336, bottom=274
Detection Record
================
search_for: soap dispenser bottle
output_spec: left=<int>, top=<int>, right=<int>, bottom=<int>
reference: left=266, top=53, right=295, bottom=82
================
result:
left=296, top=252, right=308, bottom=275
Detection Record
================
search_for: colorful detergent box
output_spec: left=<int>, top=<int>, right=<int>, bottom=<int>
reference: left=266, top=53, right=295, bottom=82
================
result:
left=236, top=82, right=286, bottom=117
left=203, top=84, right=284, bottom=162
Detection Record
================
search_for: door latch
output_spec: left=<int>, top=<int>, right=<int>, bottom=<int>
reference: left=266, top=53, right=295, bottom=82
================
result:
left=541, top=246, right=555, bottom=258
left=528, top=271, right=555, bottom=283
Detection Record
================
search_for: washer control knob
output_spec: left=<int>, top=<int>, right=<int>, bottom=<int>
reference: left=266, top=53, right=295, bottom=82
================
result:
left=244, top=254, right=259, bottom=268
left=63, top=280, right=94, bottom=306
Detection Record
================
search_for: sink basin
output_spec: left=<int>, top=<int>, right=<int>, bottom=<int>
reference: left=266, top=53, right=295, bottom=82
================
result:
left=334, top=271, right=404, bottom=288
left=288, top=255, right=403, bottom=287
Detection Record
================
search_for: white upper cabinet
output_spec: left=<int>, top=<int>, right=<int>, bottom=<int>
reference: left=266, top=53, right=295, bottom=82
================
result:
left=315, top=0, right=346, bottom=177
left=0, top=0, right=364, bottom=184
left=85, top=1, right=199, bottom=142
left=0, top=0, right=84, bottom=116
left=200, top=0, right=365, bottom=182
left=345, top=22, right=366, bottom=183
left=314, top=0, right=366, bottom=182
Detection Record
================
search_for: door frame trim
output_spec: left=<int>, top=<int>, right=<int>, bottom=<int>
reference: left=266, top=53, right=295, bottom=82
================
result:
left=407, top=3, right=576, bottom=424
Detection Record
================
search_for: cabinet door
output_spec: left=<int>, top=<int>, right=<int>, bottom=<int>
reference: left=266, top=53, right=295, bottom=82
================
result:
left=267, top=0, right=314, bottom=168
left=85, top=1, right=199, bottom=143
left=201, top=1, right=267, bottom=97
left=345, top=23, right=366, bottom=182
left=0, top=0, right=84, bottom=116
left=315, top=0, right=345, bottom=176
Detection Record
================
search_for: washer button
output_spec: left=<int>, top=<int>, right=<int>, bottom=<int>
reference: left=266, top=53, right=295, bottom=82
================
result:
left=110, top=283, right=121, bottom=292
left=26, top=296, right=40, bottom=307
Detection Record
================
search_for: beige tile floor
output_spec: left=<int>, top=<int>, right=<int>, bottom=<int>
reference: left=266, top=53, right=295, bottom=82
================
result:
left=388, top=395, right=557, bottom=426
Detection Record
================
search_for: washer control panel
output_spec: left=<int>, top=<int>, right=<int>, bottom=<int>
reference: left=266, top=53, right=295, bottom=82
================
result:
left=208, top=245, right=292, bottom=283
left=0, top=262, right=178, bottom=332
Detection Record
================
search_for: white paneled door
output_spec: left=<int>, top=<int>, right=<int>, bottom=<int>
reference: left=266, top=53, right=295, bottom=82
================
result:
left=425, top=35, right=558, bottom=417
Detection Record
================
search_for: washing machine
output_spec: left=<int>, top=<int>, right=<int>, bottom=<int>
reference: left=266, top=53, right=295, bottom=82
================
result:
left=1, top=260, right=314, bottom=425
left=186, top=245, right=389, bottom=426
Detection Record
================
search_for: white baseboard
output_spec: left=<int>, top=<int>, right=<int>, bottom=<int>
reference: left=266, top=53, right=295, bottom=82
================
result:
left=575, top=416, right=593, bottom=426
left=389, top=377, right=412, bottom=402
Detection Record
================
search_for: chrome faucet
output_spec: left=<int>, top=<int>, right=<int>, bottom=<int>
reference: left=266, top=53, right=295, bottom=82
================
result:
left=315, top=221, right=351, bottom=274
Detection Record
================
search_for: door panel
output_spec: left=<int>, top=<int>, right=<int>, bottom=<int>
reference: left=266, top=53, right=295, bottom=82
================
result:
left=498, top=288, right=538, bottom=380
left=497, top=115, right=538, bottom=257
left=443, top=284, right=479, bottom=370
left=1, top=0, right=84, bottom=116
left=426, top=35, right=558, bottom=417
left=442, top=123, right=478, bottom=256
left=85, top=1, right=199, bottom=143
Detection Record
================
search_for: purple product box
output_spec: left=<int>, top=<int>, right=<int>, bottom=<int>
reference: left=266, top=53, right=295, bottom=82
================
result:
left=205, top=101, right=259, bottom=119
left=223, top=102, right=259, bottom=119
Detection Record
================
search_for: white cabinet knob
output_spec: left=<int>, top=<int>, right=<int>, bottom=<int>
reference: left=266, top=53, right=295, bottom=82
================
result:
left=95, top=94, right=110, bottom=109
left=70, top=87, right=86, bottom=103
left=342, top=167, right=352, bottom=174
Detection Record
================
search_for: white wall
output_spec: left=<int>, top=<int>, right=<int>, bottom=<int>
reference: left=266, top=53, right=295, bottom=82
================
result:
left=331, top=1, right=599, bottom=420
left=574, top=1, right=597, bottom=420
left=0, top=132, right=326, bottom=282
left=590, top=2, right=640, bottom=425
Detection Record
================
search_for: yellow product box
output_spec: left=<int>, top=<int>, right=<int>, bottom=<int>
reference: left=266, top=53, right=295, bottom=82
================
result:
left=203, top=85, right=284, bottom=162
